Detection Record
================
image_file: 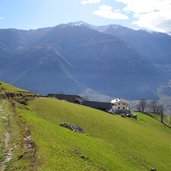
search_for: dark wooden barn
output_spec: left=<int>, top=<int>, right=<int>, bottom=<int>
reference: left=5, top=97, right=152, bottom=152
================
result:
left=81, top=101, right=112, bottom=112
left=47, top=94, right=83, bottom=104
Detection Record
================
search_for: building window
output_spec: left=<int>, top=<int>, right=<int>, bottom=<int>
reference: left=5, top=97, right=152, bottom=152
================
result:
left=118, top=107, right=120, bottom=109
left=123, top=107, right=125, bottom=109
left=118, top=103, right=120, bottom=105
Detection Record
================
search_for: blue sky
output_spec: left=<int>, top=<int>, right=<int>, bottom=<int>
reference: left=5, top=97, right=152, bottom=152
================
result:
left=0, top=0, right=171, bottom=33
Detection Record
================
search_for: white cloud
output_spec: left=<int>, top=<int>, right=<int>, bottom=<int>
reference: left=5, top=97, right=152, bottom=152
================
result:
left=115, top=0, right=171, bottom=33
left=93, top=5, right=128, bottom=20
left=81, top=0, right=100, bottom=5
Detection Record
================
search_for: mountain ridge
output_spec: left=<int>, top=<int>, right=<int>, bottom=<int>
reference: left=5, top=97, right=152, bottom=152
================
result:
left=0, top=22, right=170, bottom=99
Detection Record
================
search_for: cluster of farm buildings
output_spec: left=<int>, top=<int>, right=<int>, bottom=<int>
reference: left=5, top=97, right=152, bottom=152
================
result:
left=47, top=93, right=131, bottom=115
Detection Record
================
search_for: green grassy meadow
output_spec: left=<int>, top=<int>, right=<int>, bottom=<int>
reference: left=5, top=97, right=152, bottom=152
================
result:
left=1, top=81, right=171, bottom=170
left=0, top=82, right=27, bottom=93
left=18, top=97, right=171, bottom=171
left=0, top=100, right=31, bottom=170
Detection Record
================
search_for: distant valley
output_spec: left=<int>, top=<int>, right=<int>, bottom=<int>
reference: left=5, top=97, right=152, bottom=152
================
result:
left=0, top=22, right=171, bottom=99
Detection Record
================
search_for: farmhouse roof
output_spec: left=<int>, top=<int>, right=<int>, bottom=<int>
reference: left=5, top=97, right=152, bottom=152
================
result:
left=111, top=98, right=128, bottom=104
left=47, top=93, right=83, bottom=103
left=82, top=101, right=112, bottom=111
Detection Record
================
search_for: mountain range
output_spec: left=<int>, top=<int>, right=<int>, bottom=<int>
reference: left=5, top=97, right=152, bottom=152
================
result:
left=0, top=21, right=171, bottom=99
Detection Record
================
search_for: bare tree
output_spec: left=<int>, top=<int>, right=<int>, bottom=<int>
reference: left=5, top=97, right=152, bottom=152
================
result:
left=136, top=103, right=141, bottom=112
left=137, top=99, right=147, bottom=113
left=149, top=99, right=158, bottom=113
left=149, top=100, right=165, bottom=123
left=82, top=95, right=90, bottom=101
left=157, top=104, right=164, bottom=123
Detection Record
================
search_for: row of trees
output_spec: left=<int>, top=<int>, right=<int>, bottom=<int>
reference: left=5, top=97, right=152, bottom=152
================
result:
left=136, top=99, right=164, bottom=123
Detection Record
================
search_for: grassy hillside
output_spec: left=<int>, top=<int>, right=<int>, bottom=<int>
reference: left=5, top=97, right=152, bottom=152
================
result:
left=0, top=99, right=32, bottom=170
left=0, top=81, right=27, bottom=93
left=18, top=97, right=171, bottom=171
left=1, top=82, right=171, bottom=170
left=0, top=82, right=36, bottom=170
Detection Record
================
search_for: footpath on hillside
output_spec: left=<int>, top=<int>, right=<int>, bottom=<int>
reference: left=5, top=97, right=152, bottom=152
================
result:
left=0, top=102, right=13, bottom=171
left=0, top=99, right=37, bottom=171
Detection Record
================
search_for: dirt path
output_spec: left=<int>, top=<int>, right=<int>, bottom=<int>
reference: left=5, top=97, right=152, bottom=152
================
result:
left=4, top=131, right=12, bottom=163
left=0, top=100, right=37, bottom=171
left=1, top=131, right=13, bottom=171
left=0, top=104, right=13, bottom=171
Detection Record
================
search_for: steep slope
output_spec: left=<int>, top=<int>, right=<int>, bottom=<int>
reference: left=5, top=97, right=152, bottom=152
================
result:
left=1, top=82, right=171, bottom=170
left=96, top=24, right=171, bottom=99
left=42, top=25, right=166, bottom=98
left=1, top=47, right=81, bottom=94
left=19, top=97, right=171, bottom=170
left=98, top=25, right=171, bottom=73
left=0, top=25, right=168, bottom=99
left=0, top=82, right=37, bottom=171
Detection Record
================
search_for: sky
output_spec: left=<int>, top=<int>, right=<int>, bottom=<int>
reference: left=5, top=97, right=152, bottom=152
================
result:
left=0, top=0, right=171, bottom=33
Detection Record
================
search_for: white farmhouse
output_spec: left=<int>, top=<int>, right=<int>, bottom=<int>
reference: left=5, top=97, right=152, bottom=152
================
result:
left=110, top=98, right=129, bottom=113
